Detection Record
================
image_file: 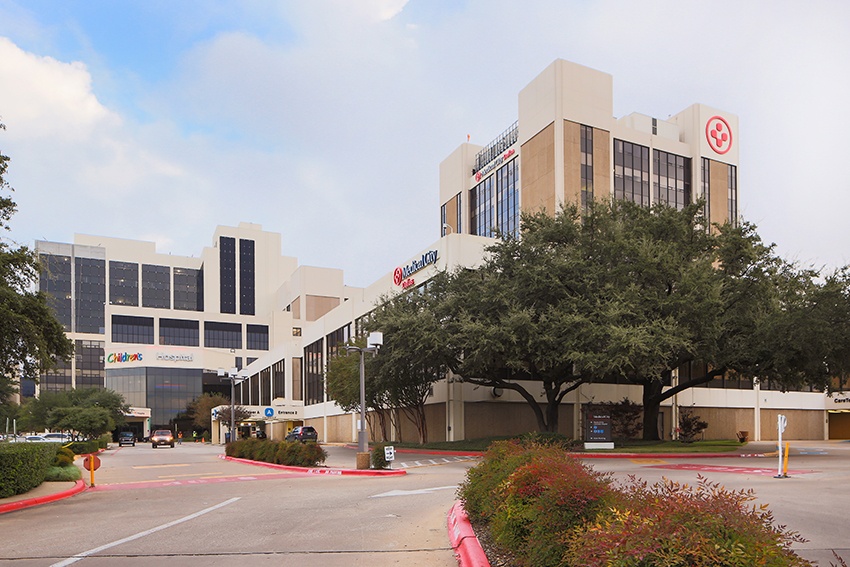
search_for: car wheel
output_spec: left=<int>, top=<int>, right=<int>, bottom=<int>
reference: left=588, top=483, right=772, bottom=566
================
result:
left=170, top=443, right=174, bottom=448
left=152, top=444, right=156, bottom=449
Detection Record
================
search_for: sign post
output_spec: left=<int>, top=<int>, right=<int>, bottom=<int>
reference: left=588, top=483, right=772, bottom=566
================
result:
left=775, top=414, right=787, bottom=478
left=384, top=445, right=395, bottom=469
left=83, top=454, right=101, bottom=487
left=584, top=407, right=613, bottom=450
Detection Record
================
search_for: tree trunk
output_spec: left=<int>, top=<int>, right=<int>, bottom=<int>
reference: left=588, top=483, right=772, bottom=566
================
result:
left=641, top=379, right=664, bottom=441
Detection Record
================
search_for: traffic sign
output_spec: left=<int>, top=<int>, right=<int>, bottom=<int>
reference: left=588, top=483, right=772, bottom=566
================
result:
left=82, top=454, right=101, bottom=471
left=384, top=446, right=395, bottom=462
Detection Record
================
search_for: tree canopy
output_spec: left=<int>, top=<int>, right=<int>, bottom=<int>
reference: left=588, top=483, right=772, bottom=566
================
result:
left=356, top=200, right=850, bottom=441
left=0, top=120, right=74, bottom=401
left=20, top=387, right=129, bottom=439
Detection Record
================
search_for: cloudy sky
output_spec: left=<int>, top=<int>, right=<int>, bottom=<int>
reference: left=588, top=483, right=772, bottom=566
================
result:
left=0, top=1, right=848, bottom=287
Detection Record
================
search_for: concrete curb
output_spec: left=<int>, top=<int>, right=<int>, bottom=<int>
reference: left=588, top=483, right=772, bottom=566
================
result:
left=447, top=500, right=490, bottom=567
left=0, top=480, right=87, bottom=515
left=578, top=451, right=767, bottom=459
left=220, top=454, right=407, bottom=476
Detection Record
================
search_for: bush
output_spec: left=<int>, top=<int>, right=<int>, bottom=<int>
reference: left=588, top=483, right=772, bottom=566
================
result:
left=0, top=443, right=57, bottom=498
left=44, top=465, right=82, bottom=482
left=66, top=440, right=101, bottom=455
left=371, top=443, right=390, bottom=469
left=563, top=476, right=811, bottom=567
left=54, top=446, right=76, bottom=467
left=226, top=438, right=327, bottom=467
left=489, top=450, right=617, bottom=567
left=678, top=407, right=709, bottom=443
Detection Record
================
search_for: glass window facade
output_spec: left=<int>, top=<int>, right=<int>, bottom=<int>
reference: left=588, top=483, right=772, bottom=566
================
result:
left=470, top=175, right=494, bottom=237
left=496, top=158, right=519, bottom=238
left=110, top=261, right=139, bottom=306
left=142, top=264, right=171, bottom=309
left=614, top=139, right=650, bottom=206
left=40, top=356, right=73, bottom=392
left=272, top=358, right=286, bottom=400
left=75, top=339, right=104, bottom=388
left=40, top=254, right=72, bottom=331
left=240, top=239, right=255, bottom=315
left=580, top=124, right=594, bottom=211
left=220, top=236, right=236, bottom=314
left=653, top=150, right=692, bottom=210
left=204, top=321, right=242, bottom=349
left=147, top=368, right=203, bottom=428
left=304, top=339, right=323, bottom=406
left=112, top=315, right=154, bottom=344
left=471, top=158, right=519, bottom=239
left=701, top=157, right=711, bottom=223
left=247, top=324, right=269, bottom=350
left=75, top=257, right=105, bottom=334
left=728, top=164, right=738, bottom=227
left=326, top=325, right=350, bottom=360
left=159, top=318, right=200, bottom=346
left=105, top=367, right=146, bottom=408
left=174, top=267, right=203, bottom=311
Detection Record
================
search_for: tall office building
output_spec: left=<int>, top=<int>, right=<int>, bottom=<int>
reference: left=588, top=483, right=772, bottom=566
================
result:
left=34, top=59, right=837, bottom=443
left=439, top=59, right=738, bottom=240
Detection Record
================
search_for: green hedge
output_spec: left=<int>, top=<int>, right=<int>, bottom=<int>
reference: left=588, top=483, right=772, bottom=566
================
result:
left=0, top=443, right=58, bottom=498
left=459, top=441, right=812, bottom=567
left=225, top=438, right=327, bottom=468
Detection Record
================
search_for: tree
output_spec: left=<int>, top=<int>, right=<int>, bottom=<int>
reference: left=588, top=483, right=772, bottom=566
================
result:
left=368, top=278, right=456, bottom=443
left=435, top=200, right=836, bottom=440
left=0, top=120, right=74, bottom=400
left=187, top=393, right=250, bottom=431
left=20, top=387, right=128, bottom=437
left=326, top=336, right=394, bottom=441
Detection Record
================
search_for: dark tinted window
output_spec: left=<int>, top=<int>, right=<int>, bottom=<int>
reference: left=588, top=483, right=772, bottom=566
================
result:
left=142, top=264, right=171, bottom=309
left=204, top=321, right=242, bottom=349
left=174, top=267, right=204, bottom=311
left=160, top=318, right=200, bottom=346
left=220, top=237, right=236, bottom=314
left=40, top=254, right=72, bottom=331
left=112, top=315, right=154, bottom=344
left=110, top=261, right=139, bottom=306
left=240, top=239, right=255, bottom=315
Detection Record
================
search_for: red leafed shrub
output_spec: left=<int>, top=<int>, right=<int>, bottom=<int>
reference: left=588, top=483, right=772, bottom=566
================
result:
left=562, top=475, right=812, bottom=567
left=489, top=451, right=617, bottom=567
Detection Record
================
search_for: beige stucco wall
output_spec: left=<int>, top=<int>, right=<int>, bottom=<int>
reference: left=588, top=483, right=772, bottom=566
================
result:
left=760, top=409, right=824, bottom=440
left=708, top=159, right=729, bottom=226
left=691, top=407, right=755, bottom=440
left=521, top=122, right=556, bottom=215
left=464, top=402, right=575, bottom=439
left=563, top=120, right=581, bottom=207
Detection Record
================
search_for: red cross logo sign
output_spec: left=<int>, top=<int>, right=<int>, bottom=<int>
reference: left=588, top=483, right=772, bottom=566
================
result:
left=706, top=116, right=732, bottom=155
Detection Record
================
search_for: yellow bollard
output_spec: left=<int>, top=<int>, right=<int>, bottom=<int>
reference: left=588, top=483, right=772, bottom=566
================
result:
left=89, top=454, right=95, bottom=487
left=782, top=441, right=790, bottom=477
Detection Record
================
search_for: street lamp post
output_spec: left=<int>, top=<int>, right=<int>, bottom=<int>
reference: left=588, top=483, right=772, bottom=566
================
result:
left=345, top=332, right=383, bottom=456
left=218, top=367, right=242, bottom=444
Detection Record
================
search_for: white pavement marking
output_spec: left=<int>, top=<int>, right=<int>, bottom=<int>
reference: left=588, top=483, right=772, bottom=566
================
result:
left=49, top=497, right=241, bottom=567
left=370, top=486, right=457, bottom=498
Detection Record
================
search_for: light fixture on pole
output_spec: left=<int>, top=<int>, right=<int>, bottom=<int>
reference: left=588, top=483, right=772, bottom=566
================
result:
left=345, top=331, right=383, bottom=455
left=218, top=367, right=242, bottom=444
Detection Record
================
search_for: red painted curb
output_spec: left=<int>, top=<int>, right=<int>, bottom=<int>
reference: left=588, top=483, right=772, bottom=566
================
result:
left=0, top=480, right=87, bottom=514
left=578, top=451, right=766, bottom=459
left=220, top=455, right=407, bottom=476
left=447, top=501, right=490, bottom=567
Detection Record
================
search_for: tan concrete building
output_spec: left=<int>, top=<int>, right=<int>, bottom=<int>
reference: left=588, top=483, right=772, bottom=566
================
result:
left=35, top=59, right=839, bottom=444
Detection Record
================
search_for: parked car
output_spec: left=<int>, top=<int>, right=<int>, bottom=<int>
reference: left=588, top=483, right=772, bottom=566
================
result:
left=42, top=433, right=71, bottom=443
left=25, top=435, right=49, bottom=442
left=151, top=430, right=175, bottom=448
left=285, top=426, right=318, bottom=443
left=118, top=431, right=136, bottom=446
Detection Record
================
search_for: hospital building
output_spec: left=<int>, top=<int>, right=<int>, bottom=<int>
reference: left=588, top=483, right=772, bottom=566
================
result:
left=32, top=59, right=846, bottom=443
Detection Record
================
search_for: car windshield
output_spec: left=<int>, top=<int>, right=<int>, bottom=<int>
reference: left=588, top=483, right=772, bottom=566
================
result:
left=154, top=430, right=171, bottom=436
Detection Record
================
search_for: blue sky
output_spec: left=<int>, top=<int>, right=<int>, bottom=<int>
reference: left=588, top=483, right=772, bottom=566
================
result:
left=0, top=0, right=849, bottom=286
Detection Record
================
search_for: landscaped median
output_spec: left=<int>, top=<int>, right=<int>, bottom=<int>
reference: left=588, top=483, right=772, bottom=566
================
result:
left=222, top=438, right=406, bottom=476
left=454, top=438, right=814, bottom=567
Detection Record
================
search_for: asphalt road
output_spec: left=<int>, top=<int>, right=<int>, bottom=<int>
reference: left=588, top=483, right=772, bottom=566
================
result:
left=0, top=443, right=476, bottom=566
left=3, top=440, right=848, bottom=566
left=585, top=441, right=850, bottom=566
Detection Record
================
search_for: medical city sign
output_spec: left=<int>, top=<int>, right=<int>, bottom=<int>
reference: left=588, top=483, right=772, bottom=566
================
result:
left=393, top=250, right=439, bottom=289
